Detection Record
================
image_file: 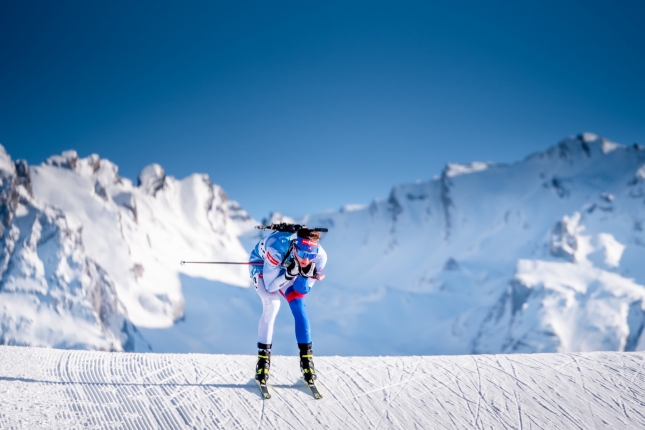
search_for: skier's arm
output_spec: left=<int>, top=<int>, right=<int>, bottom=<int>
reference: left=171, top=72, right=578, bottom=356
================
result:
left=262, top=249, right=293, bottom=293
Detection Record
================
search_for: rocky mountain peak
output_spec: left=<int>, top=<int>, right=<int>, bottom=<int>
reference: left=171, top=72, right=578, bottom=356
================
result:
left=138, top=163, right=166, bottom=196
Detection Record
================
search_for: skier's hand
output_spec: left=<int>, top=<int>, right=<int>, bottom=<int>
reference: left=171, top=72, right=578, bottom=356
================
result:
left=299, top=262, right=316, bottom=278
left=286, top=259, right=299, bottom=280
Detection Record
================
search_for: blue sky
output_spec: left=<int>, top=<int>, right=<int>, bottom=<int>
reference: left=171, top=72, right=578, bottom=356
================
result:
left=1, top=1, right=644, bottom=220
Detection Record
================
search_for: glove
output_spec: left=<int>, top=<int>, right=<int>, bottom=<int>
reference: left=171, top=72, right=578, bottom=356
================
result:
left=299, top=262, right=316, bottom=278
left=285, top=259, right=300, bottom=280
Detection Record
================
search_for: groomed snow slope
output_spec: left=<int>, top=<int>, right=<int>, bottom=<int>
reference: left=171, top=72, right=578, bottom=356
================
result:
left=1, top=346, right=645, bottom=429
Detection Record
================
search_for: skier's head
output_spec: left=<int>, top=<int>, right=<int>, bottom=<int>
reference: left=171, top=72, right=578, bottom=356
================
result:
left=293, top=229, right=320, bottom=265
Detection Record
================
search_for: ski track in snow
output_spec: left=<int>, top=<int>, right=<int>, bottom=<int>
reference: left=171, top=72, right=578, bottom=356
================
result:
left=1, top=347, right=645, bottom=429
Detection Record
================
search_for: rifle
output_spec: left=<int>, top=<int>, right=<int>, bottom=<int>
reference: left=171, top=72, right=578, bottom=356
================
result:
left=255, top=222, right=328, bottom=233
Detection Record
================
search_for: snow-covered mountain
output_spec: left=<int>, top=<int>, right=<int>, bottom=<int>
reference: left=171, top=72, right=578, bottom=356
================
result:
left=0, top=147, right=255, bottom=351
left=2, top=132, right=645, bottom=356
left=302, top=132, right=645, bottom=355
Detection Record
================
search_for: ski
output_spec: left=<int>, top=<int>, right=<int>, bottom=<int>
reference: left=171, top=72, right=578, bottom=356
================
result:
left=255, top=380, right=271, bottom=400
left=302, top=379, right=323, bottom=400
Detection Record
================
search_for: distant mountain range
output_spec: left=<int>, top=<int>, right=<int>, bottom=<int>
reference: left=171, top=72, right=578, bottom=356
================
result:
left=0, top=146, right=255, bottom=350
left=2, top=133, right=645, bottom=355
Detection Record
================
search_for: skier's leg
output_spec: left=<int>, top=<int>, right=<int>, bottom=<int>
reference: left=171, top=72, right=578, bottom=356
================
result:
left=298, top=342, right=317, bottom=383
left=253, top=273, right=279, bottom=383
left=255, top=342, right=272, bottom=383
left=287, top=297, right=311, bottom=344
left=287, top=296, right=317, bottom=382
left=254, top=273, right=281, bottom=345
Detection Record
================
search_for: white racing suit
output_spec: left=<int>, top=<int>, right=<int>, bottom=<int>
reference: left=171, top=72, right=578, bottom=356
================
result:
left=249, top=231, right=327, bottom=345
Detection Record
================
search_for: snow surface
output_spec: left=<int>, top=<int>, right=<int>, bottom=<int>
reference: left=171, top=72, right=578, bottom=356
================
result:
left=1, top=345, right=645, bottom=429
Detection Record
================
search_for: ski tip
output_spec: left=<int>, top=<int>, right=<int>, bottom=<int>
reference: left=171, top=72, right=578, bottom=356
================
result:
left=255, top=380, right=271, bottom=400
left=303, top=379, right=323, bottom=399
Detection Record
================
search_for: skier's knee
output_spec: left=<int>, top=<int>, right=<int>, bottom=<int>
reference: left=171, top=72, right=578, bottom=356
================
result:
left=261, top=298, right=280, bottom=321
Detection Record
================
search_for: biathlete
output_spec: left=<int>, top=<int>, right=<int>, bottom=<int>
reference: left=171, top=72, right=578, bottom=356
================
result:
left=249, top=227, right=327, bottom=386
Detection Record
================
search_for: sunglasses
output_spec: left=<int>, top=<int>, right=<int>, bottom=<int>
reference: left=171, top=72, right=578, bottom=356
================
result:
left=295, top=250, right=317, bottom=260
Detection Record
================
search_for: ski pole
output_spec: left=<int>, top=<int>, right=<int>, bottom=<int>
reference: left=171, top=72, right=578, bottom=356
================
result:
left=180, top=260, right=326, bottom=280
left=180, top=261, right=264, bottom=266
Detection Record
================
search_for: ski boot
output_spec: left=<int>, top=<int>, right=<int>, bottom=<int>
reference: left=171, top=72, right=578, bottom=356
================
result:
left=255, top=343, right=271, bottom=384
left=298, top=343, right=317, bottom=383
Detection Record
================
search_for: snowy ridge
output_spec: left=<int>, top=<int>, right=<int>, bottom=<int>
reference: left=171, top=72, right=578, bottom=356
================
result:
left=0, top=148, right=141, bottom=351
left=1, top=345, right=645, bottom=428
left=0, top=147, right=256, bottom=351
left=3, top=133, right=645, bottom=356
left=31, top=150, right=256, bottom=329
left=298, top=133, right=645, bottom=355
